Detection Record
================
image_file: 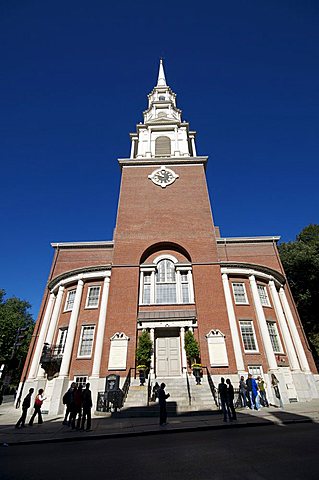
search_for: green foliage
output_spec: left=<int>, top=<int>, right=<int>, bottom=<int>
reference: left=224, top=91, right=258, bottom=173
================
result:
left=0, top=289, right=34, bottom=382
left=184, top=330, right=200, bottom=365
left=136, top=330, right=153, bottom=368
left=278, top=224, right=319, bottom=361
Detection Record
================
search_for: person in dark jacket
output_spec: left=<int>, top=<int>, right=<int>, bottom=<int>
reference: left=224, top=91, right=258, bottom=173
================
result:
left=15, top=388, right=34, bottom=428
left=218, top=377, right=231, bottom=422
left=246, top=374, right=255, bottom=409
left=71, top=384, right=83, bottom=430
left=80, top=383, right=92, bottom=431
left=239, top=375, right=247, bottom=408
left=62, top=382, right=76, bottom=426
left=158, top=382, right=170, bottom=426
left=226, top=379, right=237, bottom=420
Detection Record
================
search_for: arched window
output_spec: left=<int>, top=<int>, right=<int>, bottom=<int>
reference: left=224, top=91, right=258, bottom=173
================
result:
left=156, top=260, right=176, bottom=304
left=155, top=136, right=171, bottom=156
left=140, top=257, right=194, bottom=305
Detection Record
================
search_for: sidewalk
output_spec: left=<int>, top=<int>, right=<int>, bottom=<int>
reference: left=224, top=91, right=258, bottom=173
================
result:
left=1, top=397, right=318, bottom=446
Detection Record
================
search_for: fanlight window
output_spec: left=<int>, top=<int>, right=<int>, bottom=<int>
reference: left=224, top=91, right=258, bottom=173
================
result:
left=141, top=258, right=193, bottom=305
left=156, top=260, right=176, bottom=304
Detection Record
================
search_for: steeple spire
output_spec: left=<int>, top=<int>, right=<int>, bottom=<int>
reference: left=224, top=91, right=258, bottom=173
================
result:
left=157, top=58, right=167, bottom=86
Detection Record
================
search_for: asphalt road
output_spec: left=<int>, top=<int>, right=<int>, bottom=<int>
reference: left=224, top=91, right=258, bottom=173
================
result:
left=1, top=423, right=318, bottom=480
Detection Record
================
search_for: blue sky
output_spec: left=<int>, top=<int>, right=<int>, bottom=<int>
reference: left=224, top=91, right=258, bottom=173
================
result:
left=1, top=1, right=318, bottom=318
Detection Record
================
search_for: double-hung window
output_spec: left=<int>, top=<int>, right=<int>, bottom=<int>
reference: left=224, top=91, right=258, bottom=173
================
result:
left=56, top=328, right=68, bottom=355
left=142, top=273, right=151, bottom=304
left=65, top=290, right=76, bottom=311
left=267, top=321, right=282, bottom=353
left=257, top=285, right=271, bottom=307
left=239, top=321, right=258, bottom=352
left=180, top=271, right=190, bottom=303
left=78, top=325, right=95, bottom=358
left=86, top=286, right=101, bottom=308
left=232, top=283, right=248, bottom=304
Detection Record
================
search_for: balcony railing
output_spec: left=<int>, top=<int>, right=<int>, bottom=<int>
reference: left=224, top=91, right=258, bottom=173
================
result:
left=40, top=344, right=63, bottom=379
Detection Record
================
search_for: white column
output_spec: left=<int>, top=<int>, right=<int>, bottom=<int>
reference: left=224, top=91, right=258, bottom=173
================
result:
left=188, top=270, right=195, bottom=303
left=59, top=279, right=84, bottom=377
left=279, top=288, right=310, bottom=372
left=176, top=270, right=182, bottom=303
left=92, top=277, right=110, bottom=377
left=174, top=126, right=179, bottom=154
left=150, top=328, right=155, bottom=376
left=28, top=292, right=56, bottom=379
left=130, top=138, right=135, bottom=159
left=45, top=286, right=65, bottom=344
left=269, top=281, right=300, bottom=371
left=191, top=136, right=197, bottom=157
left=180, top=327, right=187, bottom=374
left=249, top=275, right=278, bottom=370
left=222, top=273, right=245, bottom=372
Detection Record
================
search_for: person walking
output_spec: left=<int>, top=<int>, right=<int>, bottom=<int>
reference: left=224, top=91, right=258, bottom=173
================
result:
left=257, top=376, right=269, bottom=407
left=252, top=375, right=261, bottom=410
left=246, top=374, right=255, bottom=410
left=226, top=379, right=237, bottom=421
left=158, top=382, right=170, bottom=426
left=28, top=388, right=46, bottom=426
left=239, top=375, right=247, bottom=408
left=62, top=382, right=76, bottom=426
left=80, top=383, right=92, bottom=432
left=218, top=377, right=231, bottom=422
left=15, top=388, right=34, bottom=429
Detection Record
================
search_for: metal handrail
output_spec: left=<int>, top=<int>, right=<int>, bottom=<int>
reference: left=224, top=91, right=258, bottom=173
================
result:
left=186, top=372, right=192, bottom=406
left=122, top=368, right=132, bottom=405
left=204, top=366, right=219, bottom=408
left=147, top=375, right=152, bottom=406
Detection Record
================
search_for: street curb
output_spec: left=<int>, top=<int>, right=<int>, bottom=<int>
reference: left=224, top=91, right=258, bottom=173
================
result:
left=1, top=418, right=314, bottom=447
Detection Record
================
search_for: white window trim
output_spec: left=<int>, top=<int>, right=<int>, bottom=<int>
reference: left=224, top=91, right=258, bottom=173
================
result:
left=77, top=325, right=95, bottom=359
left=64, top=289, right=76, bottom=312
left=139, top=261, right=194, bottom=305
left=56, top=327, right=68, bottom=354
left=85, top=285, right=101, bottom=309
left=257, top=284, right=271, bottom=307
left=239, top=320, right=259, bottom=353
left=267, top=321, right=284, bottom=354
left=247, top=365, right=264, bottom=377
left=232, top=282, right=249, bottom=305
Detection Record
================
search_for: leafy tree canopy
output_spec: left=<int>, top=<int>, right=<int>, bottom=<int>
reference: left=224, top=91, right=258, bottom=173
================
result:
left=278, top=224, right=319, bottom=359
left=0, top=289, right=34, bottom=378
left=184, top=330, right=200, bottom=365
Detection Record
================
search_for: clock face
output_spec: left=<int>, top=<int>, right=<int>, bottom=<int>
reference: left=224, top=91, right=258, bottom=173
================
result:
left=148, top=166, right=179, bottom=188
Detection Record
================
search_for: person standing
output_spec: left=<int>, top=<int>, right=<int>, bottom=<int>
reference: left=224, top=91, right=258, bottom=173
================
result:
left=218, top=377, right=231, bottom=422
left=246, top=374, right=255, bottom=410
left=15, top=388, right=34, bottom=429
left=226, top=379, right=237, bottom=421
left=62, top=382, right=76, bottom=426
left=252, top=375, right=261, bottom=410
left=158, top=382, right=170, bottom=426
left=72, top=384, right=83, bottom=430
left=257, top=376, right=269, bottom=407
left=239, top=375, right=247, bottom=408
left=29, top=388, right=46, bottom=426
left=80, top=383, right=92, bottom=432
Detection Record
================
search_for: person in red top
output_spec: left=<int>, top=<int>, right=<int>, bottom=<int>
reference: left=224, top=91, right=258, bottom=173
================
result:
left=28, top=388, right=46, bottom=426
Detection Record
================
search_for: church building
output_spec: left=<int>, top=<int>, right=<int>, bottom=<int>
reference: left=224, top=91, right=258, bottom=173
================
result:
left=20, top=61, right=318, bottom=415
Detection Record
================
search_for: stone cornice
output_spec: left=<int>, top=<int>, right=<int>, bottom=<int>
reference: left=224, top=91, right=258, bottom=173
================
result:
left=220, top=261, right=286, bottom=284
left=118, top=156, right=208, bottom=168
left=48, top=265, right=111, bottom=290
left=217, top=236, right=280, bottom=244
left=51, top=241, right=114, bottom=249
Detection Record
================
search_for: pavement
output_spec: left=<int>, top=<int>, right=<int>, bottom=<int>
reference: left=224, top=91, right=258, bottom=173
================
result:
left=1, top=396, right=318, bottom=446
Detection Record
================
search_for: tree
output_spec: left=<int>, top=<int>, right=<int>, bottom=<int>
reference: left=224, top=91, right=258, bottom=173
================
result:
left=136, top=330, right=153, bottom=368
left=0, top=289, right=34, bottom=385
left=184, top=330, right=200, bottom=366
left=278, top=224, right=319, bottom=361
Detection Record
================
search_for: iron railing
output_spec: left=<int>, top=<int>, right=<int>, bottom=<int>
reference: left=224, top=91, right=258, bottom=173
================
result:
left=204, top=366, right=219, bottom=408
left=186, top=373, right=192, bottom=405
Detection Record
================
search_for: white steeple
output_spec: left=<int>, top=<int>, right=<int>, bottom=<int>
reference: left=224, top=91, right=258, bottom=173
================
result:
left=128, top=61, right=198, bottom=159
left=157, top=58, right=167, bottom=86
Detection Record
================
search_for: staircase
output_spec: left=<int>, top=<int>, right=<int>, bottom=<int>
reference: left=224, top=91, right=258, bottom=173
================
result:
left=116, top=375, right=218, bottom=417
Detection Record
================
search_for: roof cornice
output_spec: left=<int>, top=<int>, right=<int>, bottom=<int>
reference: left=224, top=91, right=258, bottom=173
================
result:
left=217, top=236, right=280, bottom=244
left=51, top=241, right=114, bottom=249
left=118, top=156, right=208, bottom=168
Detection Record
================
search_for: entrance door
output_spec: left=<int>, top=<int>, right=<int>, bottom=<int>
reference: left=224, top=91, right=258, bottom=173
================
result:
left=156, top=335, right=181, bottom=376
